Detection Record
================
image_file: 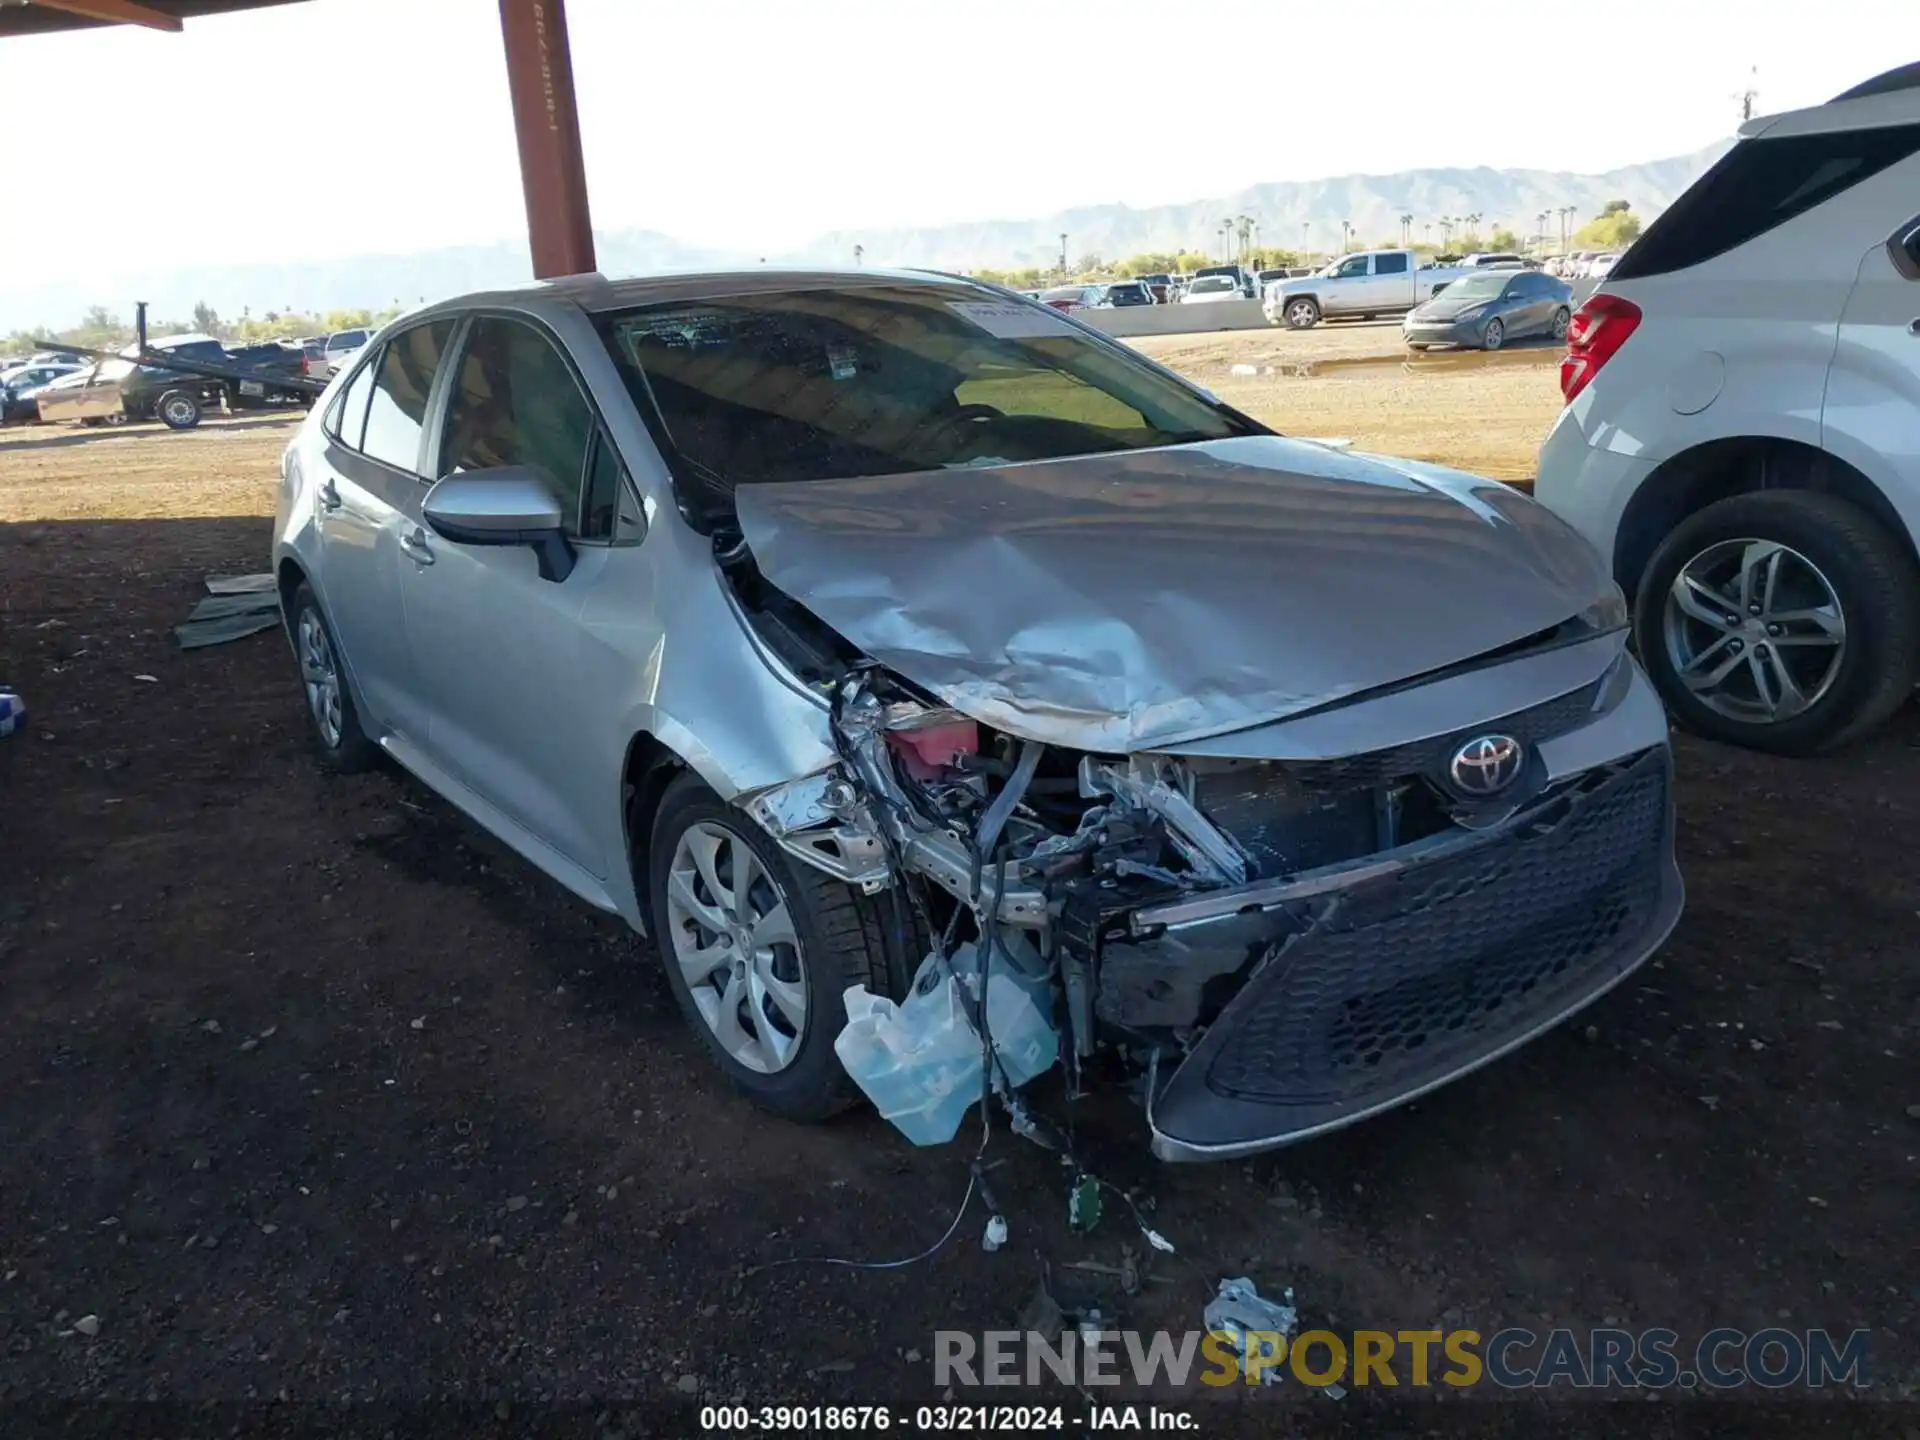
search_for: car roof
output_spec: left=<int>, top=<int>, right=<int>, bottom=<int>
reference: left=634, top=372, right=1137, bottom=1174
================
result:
left=1742, top=65, right=1920, bottom=139
left=401, top=267, right=986, bottom=324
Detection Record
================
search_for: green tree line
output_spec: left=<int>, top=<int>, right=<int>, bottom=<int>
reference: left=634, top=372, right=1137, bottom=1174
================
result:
left=4, top=301, right=406, bottom=362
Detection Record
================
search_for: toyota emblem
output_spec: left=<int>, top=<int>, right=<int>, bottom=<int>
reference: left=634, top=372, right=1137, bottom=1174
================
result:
left=1448, top=734, right=1524, bottom=796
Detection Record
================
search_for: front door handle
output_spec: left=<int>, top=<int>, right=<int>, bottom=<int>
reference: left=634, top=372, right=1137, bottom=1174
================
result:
left=319, top=479, right=341, bottom=512
left=399, top=528, right=436, bottom=565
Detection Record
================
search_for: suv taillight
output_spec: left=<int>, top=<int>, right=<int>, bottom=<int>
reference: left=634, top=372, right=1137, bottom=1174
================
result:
left=1560, top=293, right=1641, bottom=404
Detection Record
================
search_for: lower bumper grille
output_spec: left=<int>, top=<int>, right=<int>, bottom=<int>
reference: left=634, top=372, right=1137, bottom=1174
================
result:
left=1150, top=747, right=1678, bottom=1156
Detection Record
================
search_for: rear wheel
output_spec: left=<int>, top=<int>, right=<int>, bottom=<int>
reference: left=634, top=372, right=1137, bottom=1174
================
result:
left=1550, top=306, right=1572, bottom=341
left=1634, top=491, right=1920, bottom=754
left=157, top=390, right=202, bottom=430
left=647, top=773, right=916, bottom=1122
left=1283, top=297, right=1321, bottom=330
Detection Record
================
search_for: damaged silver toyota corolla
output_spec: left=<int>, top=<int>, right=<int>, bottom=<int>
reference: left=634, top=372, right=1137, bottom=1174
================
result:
left=273, top=269, right=1681, bottom=1161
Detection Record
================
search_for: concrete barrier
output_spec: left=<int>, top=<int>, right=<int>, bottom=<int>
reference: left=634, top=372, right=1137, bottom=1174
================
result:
left=1080, top=299, right=1270, bottom=338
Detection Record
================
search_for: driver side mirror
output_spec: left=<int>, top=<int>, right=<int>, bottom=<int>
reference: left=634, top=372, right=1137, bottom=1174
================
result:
left=422, top=466, right=576, bottom=583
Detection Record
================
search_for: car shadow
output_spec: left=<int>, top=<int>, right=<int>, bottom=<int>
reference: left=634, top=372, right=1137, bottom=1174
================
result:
left=0, top=412, right=303, bottom=454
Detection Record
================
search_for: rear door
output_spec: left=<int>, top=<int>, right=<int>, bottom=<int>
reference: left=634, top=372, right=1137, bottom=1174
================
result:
left=399, top=312, right=638, bottom=875
left=311, top=318, right=459, bottom=742
left=1828, top=206, right=1920, bottom=547
left=1371, top=250, right=1412, bottom=309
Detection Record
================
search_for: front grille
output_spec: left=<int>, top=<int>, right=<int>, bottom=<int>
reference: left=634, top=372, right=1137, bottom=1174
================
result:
left=1203, top=748, right=1668, bottom=1108
left=1277, top=677, right=1604, bottom=792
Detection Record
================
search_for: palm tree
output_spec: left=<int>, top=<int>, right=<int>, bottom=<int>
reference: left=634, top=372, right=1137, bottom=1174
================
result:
left=1399, top=212, right=1414, bottom=247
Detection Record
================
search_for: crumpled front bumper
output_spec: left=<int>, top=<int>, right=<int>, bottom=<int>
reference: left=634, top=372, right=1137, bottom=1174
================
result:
left=1144, top=744, right=1681, bottom=1161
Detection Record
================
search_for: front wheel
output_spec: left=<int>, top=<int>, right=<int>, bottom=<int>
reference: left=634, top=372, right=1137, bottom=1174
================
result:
left=1634, top=490, right=1920, bottom=755
left=647, top=774, right=912, bottom=1122
left=1283, top=297, right=1321, bottom=330
left=1481, top=317, right=1505, bottom=350
left=290, top=582, right=380, bottom=773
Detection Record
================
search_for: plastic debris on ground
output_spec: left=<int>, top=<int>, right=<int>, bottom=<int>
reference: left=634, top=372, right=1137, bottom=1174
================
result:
left=176, top=573, right=280, bottom=650
left=833, top=943, right=1058, bottom=1147
left=1068, top=1174, right=1103, bottom=1234
left=0, top=688, right=24, bottom=738
left=1203, top=1276, right=1299, bottom=1386
left=982, top=1215, right=1008, bottom=1252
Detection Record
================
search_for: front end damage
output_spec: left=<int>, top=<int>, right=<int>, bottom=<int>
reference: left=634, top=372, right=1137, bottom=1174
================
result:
left=737, top=652, right=1682, bottom=1162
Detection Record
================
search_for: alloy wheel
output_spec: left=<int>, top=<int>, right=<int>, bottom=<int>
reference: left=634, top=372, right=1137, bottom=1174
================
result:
left=1287, top=300, right=1317, bottom=327
left=1661, top=538, right=1847, bottom=725
left=1483, top=318, right=1504, bottom=350
left=1552, top=307, right=1571, bottom=341
left=664, top=820, right=807, bottom=1075
left=163, top=396, right=196, bottom=426
left=297, top=607, right=343, bottom=748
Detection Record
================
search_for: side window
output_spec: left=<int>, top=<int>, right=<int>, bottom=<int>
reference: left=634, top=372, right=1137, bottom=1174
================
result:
left=1375, top=252, right=1409, bottom=275
left=580, top=430, right=631, bottom=542
left=1617, top=122, right=1920, bottom=280
left=361, top=319, right=455, bottom=472
left=438, top=317, right=595, bottom=534
left=330, top=352, right=378, bottom=451
left=1334, top=255, right=1370, bottom=278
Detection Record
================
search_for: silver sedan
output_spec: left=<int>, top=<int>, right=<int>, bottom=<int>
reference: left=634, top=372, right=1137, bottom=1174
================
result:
left=273, top=269, right=1679, bottom=1161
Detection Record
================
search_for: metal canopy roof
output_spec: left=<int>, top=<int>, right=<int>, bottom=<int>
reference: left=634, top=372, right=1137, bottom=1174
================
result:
left=0, top=0, right=307, bottom=38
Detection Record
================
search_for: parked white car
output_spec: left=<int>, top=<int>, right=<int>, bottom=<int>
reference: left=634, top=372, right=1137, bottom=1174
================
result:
left=1180, top=276, right=1242, bottom=304
left=1534, top=62, right=1920, bottom=754
left=1582, top=253, right=1620, bottom=279
left=323, top=328, right=373, bottom=377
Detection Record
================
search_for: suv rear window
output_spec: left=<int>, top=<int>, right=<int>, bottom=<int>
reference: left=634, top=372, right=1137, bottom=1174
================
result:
left=1614, top=122, right=1920, bottom=280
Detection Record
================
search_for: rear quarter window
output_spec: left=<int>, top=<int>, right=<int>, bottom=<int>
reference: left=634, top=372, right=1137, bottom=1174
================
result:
left=1615, top=122, right=1920, bottom=280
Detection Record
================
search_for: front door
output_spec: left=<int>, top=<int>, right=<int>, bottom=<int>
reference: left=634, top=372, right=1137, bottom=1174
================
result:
left=399, top=314, right=636, bottom=877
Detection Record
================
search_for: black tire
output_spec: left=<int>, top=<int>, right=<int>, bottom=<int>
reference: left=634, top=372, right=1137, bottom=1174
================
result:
left=157, top=390, right=202, bottom=430
left=1551, top=306, right=1572, bottom=342
left=647, top=772, right=918, bottom=1122
left=1282, top=297, right=1321, bottom=330
left=1634, top=490, right=1920, bottom=755
left=1481, top=317, right=1505, bottom=350
left=289, top=582, right=380, bottom=774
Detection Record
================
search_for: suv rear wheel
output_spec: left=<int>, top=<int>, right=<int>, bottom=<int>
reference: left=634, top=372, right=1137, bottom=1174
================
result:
left=646, top=773, right=915, bottom=1122
left=1634, top=491, right=1920, bottom=754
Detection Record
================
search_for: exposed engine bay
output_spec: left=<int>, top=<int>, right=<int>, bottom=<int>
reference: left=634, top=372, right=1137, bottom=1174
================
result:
left=712, top=459, right=1682, bottom=1161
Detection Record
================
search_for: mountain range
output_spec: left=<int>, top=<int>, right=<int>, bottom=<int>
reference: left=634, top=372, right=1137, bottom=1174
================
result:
left=5, top=143, right=1728, bottom=331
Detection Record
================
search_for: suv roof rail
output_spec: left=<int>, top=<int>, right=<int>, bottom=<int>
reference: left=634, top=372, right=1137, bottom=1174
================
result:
left=1830, top=62, right=1920, bottom=104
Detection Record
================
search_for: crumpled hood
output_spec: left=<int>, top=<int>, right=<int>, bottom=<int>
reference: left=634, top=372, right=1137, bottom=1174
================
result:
left=733, top=436, right=1614, bottom=752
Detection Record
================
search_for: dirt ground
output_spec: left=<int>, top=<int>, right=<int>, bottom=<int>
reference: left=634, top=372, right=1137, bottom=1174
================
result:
left=1129, top=324, right=1566, bottom=481
left=1, top=410, right=1915, bottom=1432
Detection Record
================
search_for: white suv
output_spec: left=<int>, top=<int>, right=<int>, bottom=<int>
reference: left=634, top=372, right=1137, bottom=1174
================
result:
left=1534, top=63, right=1920, bottom=755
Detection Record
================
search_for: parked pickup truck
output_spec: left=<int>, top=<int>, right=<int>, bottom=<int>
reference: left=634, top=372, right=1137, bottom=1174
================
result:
left=1262, top=249, right=1470, bottom=329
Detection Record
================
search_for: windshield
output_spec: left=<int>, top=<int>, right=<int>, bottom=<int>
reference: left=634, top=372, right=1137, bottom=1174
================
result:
left=596, top=281, right=1264, bottom=505
left=1438, top=273, right=1508, bottom=301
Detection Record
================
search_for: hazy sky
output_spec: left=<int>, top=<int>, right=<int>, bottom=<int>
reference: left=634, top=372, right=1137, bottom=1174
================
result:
left=0, top=0, right=1901, bottom=281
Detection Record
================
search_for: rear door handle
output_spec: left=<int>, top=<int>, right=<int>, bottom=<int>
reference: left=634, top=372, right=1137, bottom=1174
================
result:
left=319, top=479, right=341, bottom=512
left=399, top=528, right=435, bottom=565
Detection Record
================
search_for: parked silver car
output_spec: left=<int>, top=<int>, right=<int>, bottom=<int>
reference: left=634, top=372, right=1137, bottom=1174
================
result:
left=273, top=269, right=1681, bottom=1161
left=1402, top=269, right=1574, bottom=351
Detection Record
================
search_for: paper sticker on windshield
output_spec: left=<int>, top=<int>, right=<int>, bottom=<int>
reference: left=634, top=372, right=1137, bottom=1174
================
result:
left=947, top=300, right=1076, bottom=339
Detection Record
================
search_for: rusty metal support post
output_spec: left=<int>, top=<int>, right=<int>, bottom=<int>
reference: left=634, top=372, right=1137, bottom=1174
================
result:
left=498, top=0, right=596, bottom=279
